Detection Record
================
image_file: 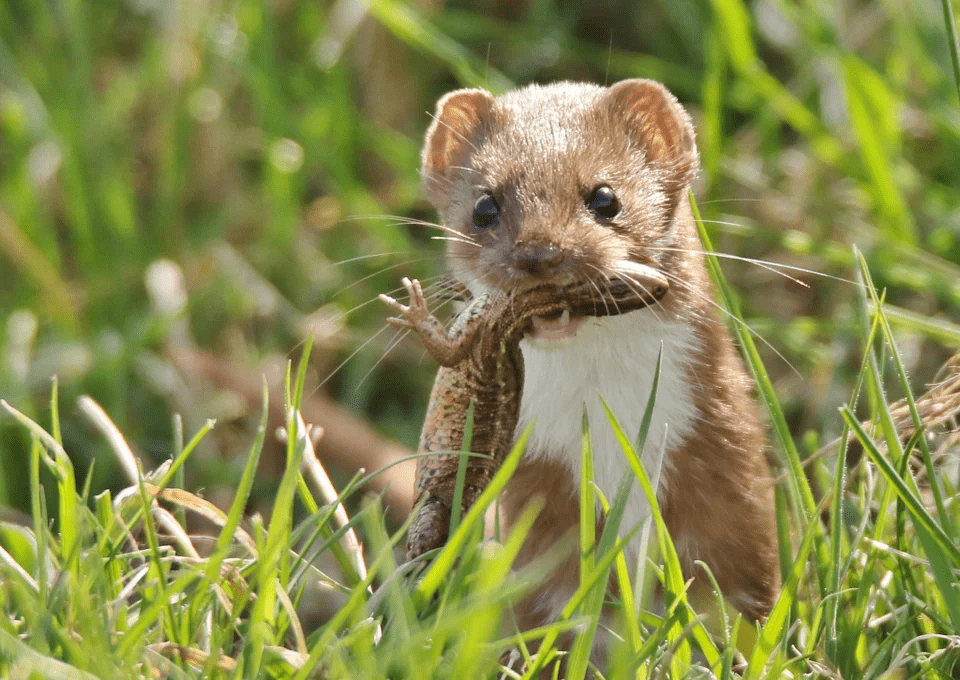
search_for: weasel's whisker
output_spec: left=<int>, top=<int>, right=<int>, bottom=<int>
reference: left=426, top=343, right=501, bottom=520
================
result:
left=331, top=257, right=443, bottom=299
left=324, top=251, right=416, bottom=267
left=583, top=264, right=615, bottom=317
left=448, top=164, right=482, bottom=176
left=313, top=322, right=396, bottom=394
left=443, top=263, right=490, bottom=297
left=657, top=268, right=801, bottom=378
left=690, top=217, right=752, bottom=230
left=611, top=270, right=667, bottom=322
left=389, top=219, right=479, bottom=243
left=332, top=213, right=479, bottom=244
left=695, top=197, right=766, bottom=206
left=588, top=275, right=616, bottom=316
left=431, top=235, right=483, bottom=248
left=353, top=277, right=462, bottom=390
left=353, top=324, right=412, bottom=391
left=324, top=272, right=452, bottom=329
left=310, top=273, right=457, bottom=398
left=652, top=245, right=859, bottom=287
left=427, top=112, right=482, bottom=156
left=659, top=246, right=811, bottom=288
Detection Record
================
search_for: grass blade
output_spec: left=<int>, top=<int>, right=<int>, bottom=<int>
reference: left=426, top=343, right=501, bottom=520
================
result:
left=855, top=250, right=954, bottom=535
left=566, top=412, right=602, bottom=679
left=203, top=380, right=267, bottom=591
left=744, top=516, right=817, bottom=679
left=0, top=628, right=99, bottom=680
left=942, top=0, right=960, bottom=106
left=842, top=56, right=916, bottom=244
left=840, top=407, right=960, bottom=566
left=448, top=400, right=474, bottom=538
left=599, top=365, right=722, bottom=671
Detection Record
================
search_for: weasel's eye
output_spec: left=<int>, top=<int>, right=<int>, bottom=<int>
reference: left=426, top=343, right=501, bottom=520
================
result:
left=586, top=185, right=621, bottom=219
left=472, top=193, right=500, bottom=229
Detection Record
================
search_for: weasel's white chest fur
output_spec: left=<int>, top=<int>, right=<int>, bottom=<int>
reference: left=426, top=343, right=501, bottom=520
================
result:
left=517, top=308, right=700, bottom=561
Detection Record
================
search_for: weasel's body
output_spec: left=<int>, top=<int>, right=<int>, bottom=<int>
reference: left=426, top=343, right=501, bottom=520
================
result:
left=417, top=79, right=779, bottom=628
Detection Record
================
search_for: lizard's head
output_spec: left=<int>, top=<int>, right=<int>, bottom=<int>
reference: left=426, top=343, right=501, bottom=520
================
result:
left=508, top=266, right=670, bottom=341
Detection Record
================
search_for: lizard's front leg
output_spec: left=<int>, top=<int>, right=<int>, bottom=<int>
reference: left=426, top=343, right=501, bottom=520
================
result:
left=380, top=277, right=489, bottom=367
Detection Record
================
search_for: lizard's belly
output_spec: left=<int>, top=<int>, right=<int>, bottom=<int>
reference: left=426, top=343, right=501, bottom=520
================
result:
left=516, top=308, right=700, bottom=561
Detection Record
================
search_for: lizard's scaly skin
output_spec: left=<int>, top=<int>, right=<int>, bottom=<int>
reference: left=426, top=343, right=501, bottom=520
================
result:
left=381, top=277, right=664, bottom=560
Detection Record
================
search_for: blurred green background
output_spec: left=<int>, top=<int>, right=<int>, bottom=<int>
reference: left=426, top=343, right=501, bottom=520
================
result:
left=1, top=0, right=958, bottom=522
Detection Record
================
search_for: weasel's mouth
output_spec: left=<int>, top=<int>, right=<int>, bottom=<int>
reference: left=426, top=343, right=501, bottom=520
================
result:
left=531, top=309, right=584, bottom=340
left=525, top=264, right=670, bottom=341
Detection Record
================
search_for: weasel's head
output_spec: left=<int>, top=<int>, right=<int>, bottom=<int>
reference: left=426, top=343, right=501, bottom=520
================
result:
left=421, top=79, right=702, bottom=337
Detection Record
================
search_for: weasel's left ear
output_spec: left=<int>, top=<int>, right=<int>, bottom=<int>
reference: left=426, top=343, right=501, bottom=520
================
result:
left=605, top=79, right=699, bottom=189
left=421, top=88, right=496, bottom=207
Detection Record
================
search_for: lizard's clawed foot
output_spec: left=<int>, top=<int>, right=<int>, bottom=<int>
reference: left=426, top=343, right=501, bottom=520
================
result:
left=380, top=277, right=431, bottom=329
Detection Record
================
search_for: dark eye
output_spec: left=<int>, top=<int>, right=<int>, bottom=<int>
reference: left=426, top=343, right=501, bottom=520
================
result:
left=586, top=185, right=621, bottom=219
left=472, top=193, right=500, bottom=229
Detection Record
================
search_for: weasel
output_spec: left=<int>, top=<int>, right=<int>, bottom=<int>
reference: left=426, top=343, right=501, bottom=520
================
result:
left=418, top=79, right=779, bottom=632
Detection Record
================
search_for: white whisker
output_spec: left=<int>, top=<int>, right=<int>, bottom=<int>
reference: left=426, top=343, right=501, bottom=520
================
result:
left=651, top=245, right=858, bottom=288
left=431, top=235, right=483, bottom=248
left=656, top=268, right=801, bottom=378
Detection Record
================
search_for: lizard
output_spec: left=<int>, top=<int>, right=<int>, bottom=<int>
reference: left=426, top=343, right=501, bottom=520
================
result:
left=379, top=271, right=668, bottom=560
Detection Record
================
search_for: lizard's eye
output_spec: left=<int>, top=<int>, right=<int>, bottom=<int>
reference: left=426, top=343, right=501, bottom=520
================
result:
left=586, top=185, right=621, bottom=220
left=472, top=193, right=500, bottom=229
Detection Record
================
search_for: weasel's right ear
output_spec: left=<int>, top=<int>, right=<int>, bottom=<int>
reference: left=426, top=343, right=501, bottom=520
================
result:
left=421, top=88, right=495, bottom=206
left=605, top=79, right=699, bottom=187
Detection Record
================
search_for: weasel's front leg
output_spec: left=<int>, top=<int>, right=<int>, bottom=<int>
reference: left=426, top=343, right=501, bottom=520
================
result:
left=380, top=277, right=490, bottom=367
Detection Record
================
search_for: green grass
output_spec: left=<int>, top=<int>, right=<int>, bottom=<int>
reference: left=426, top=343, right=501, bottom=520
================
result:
left=2, top=263, right=960, bottom=677
left=2, top=0, right=960, bottom=677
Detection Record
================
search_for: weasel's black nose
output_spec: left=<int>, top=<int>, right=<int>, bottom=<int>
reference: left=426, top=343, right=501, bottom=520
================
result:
left=511, top=243, right=565, bottom=277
